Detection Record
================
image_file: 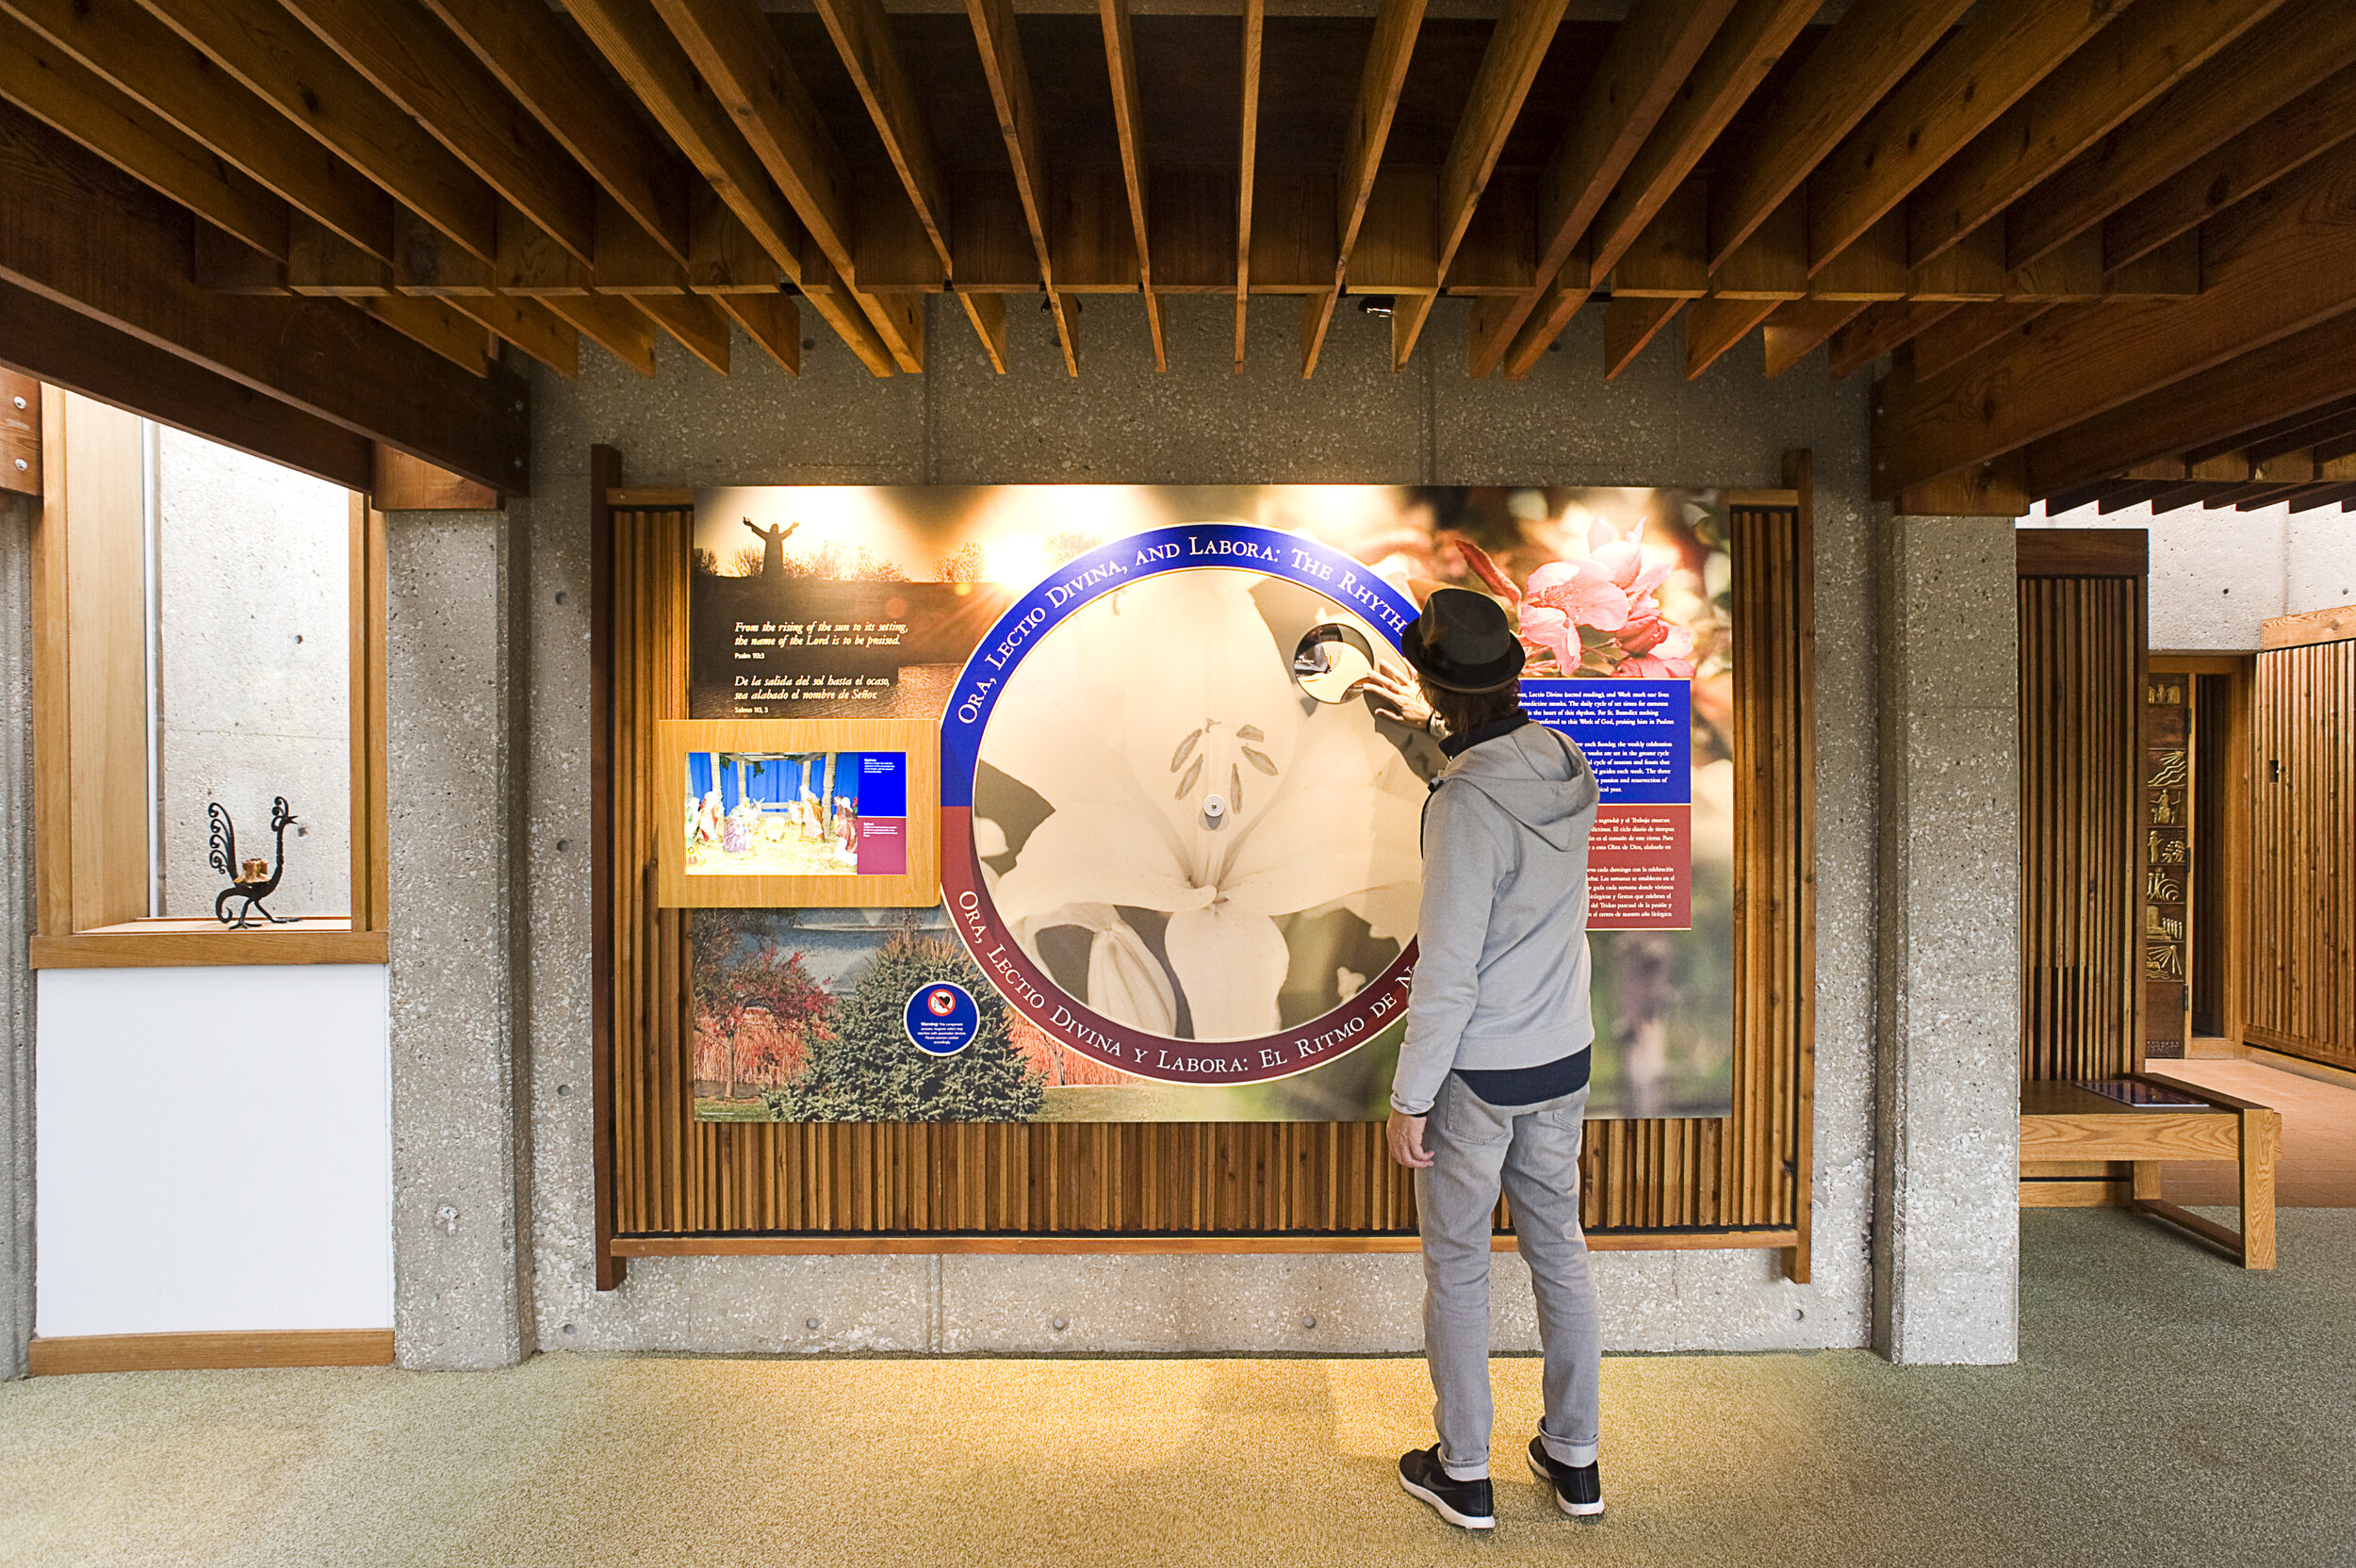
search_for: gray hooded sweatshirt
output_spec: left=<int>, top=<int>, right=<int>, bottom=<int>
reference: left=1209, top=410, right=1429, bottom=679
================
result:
left=1391, top=721, right=1600, bottom=1117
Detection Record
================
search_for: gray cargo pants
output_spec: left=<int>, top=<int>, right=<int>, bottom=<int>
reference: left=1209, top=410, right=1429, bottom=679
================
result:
left=1415, top=1072, right=1600, bottom=1480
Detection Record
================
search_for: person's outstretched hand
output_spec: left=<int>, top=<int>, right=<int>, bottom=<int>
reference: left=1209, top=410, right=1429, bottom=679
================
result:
left=1353, top=665, right=1433, bottom=732
left=1386, top=1110, right=1432, bottom=1168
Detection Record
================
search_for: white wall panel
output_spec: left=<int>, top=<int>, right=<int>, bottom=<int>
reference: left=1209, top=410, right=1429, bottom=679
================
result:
left=35, top=964, right=390, bottom=1336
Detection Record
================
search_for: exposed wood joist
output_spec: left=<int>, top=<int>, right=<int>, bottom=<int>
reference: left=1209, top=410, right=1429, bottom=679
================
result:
left=1234, top=0, right=1262, bottom=372
left=1476, top=0, right=1736, bottom=378
left=1906, top=0, right=2285, bottom=270
left=1301, top=0, right=1424, bottom=377
left=1388, top=0, right=1571, bottom=367
left=1806, top=0, right=2129, bottom=276
left=2102, top=58, right=2356, bottom=272
left=966, top=0, right=1076, bottom=374
left=545, top=290, right=661, bottom=378
left=1585, top=0, right=1819, bottom=286
left=0, top=274, right=372, bottom=488
left=1910, top=301, right=2053, bottom=381
left=420, top=0, right=690, bottom=265
left=652, top=0, right=921, bottom=372
left=0, top=102, right=526, bottom=489
left=135, top=0, right=499, bottom=262
left=1709, top=0, right=1972, bottom=270
left=1828, top=300, right=1959, bottom=380
left=1760, top=298, right=1868, bottom=378
left=4, top=0, right=390, bottom=255
left=810, top=0, right=1002, bottom=370
left=1684, top=294, right=1779, bottom=379
left=567, top=0, right=894, bottom=376
left=1878, top=136, right=2356, bottom=496
left=2004, top=0, right=2356, bottom=269
left=1603, top=294, right=1684, bottom=378
left=0, top=9, right=287, bottom=259
left=2022, top=311, right=2356, bottom=494
left=357, top=291, right=491, bottom=374
left=1099, top=0, right=1165, bottom=370
left=275, top=0, right=595, bottom=265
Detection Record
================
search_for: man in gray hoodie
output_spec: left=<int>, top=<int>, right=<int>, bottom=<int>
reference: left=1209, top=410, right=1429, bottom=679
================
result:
left=1363, top=587, right=1604, bottom=1531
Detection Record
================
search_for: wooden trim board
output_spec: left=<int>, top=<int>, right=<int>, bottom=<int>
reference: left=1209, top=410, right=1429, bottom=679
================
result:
left=2015, top=527, right=2149, bottom=578
left=27, top=1329, right=394, bottom=1375
left=612, top=1229, right=1804, bottom=1257
left=31, top=923, right=388, bottom=968
left=2261, top=602, right=2355, bottom=650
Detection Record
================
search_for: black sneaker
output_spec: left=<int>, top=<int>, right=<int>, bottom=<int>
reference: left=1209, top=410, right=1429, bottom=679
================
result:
left=1398, top=1446, right=1496, bottom=1529
left=1528, top=1436, right=1603, bottom=1518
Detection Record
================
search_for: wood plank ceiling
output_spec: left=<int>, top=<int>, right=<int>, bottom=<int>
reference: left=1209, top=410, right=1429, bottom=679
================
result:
left=4, top=0, right=2355, bottom=511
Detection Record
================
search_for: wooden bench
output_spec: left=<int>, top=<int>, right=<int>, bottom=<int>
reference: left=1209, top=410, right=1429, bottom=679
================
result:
left=2019, top=1073, right=2280, bottom=1269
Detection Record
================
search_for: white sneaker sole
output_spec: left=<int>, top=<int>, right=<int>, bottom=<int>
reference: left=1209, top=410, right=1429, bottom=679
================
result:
left=1398, top=1470, right=1496, bottom=1529
left=1528, top=1449, right=1605, bottom=1517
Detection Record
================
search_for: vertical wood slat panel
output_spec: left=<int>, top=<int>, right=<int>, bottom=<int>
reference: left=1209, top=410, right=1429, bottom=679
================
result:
left=2015, top=570, right=2141, bottom=1083
left=603, top=498, right=1814, bottom=1239
left=2247, top=638, right=2355, bottom=1068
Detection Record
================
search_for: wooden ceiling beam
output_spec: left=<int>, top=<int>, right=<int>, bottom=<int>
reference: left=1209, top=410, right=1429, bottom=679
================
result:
left=1806, top=0, right=2127, bottom=277
left=1234, top=0, right=1262, bottom=372
left=632, top=289, right=730, bottom=375
left=356, top=292, right=490, bottom=375
left=1709, top=0, right=1972, bottom=271
left=567, top=0, right=894, bottom=376
left=0, top=8, right=287, bottom=259
left=1389, top=0, right=1570, bottom=368
left=1827, top=300, right=1958, bottom=381
left=2007, top=0, right=2356, bottom=269
left=2102, top=60, right=2356, bottom=273
left=712, top=289, right=799, bottom=378
left=1602, top=295, right=1684, bottom=379
left=442, top=291, right=580, bottom=378
left=134, top=0, right=498, bottom=261
left=1909, top=301, right=2052, bottom=382
left=421, top=0, right=690, bottom=266
left=1099, top=0, right=1165, bottom=371
left=1683, top=294, right=1778, bottom=380
left=5, top=0, right=391, bottom=256
left=0, top=102, right=527, bottom=488
left=1875, top=137, right=2356, bottom=497
left=810, top=0, right=1001, bottom=370
left=653, top=0, right=921, bottom=372
left=543, top=291, right=660, bottom=377
left=1907, top=0, right=2284, bottom=270
left=0, top=274, right=373, bottom=489
left=1301, top=0, right=1423, bottom=377
left=1584, top=0, right=1817, bottom=288
left=1474, top=0, right=1734, bottom=377
left=2178, top=391, right=2356, bottom=466
left=276, top=0, right=595, bottom=265
left=1760, top=298, right=1869, bottom=378
left=967, top=0, right=1077, bottom=375
left=2285, top=482, right=2356, bottom=512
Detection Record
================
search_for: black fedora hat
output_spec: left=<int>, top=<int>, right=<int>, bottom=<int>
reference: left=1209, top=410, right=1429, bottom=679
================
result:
left=1400, top=587, right=1526, bottom=693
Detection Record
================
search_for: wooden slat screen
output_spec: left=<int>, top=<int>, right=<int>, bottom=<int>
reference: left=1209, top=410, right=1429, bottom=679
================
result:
left=2016, top=533, right=2145, bottom=1082
left=597, top=476, right=1814, bottom=1255
left=2247, top=636, right=2355, bottom=1069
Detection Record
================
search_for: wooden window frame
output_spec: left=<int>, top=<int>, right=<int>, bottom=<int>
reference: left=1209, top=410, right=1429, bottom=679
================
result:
left=26, top=386, right=389, bottom=969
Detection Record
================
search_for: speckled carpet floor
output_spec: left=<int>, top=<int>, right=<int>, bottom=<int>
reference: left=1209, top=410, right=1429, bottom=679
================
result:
left=5, top=1209, right=2352, bottom=1568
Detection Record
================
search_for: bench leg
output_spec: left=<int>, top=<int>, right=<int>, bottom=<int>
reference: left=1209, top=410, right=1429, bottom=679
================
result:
left=2132, top=1160, right=2163, bottom=1202
left=2240, top=1106, right=2280, bottom=1270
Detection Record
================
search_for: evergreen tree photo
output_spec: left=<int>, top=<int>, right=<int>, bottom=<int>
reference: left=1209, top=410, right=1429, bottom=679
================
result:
left=768, top=927, right=1046, bottom=1122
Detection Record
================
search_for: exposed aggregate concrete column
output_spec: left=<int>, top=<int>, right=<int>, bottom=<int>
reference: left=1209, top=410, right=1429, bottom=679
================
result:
left=386, top=511, right=534, bottom=1369
left=0, top=498, right=33, bottom=1380
left=1873, top=514, right=2021, bottom=1365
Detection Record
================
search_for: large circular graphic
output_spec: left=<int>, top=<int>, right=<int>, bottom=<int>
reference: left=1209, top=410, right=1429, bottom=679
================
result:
left=941, top=525, right=1426, bottom=1086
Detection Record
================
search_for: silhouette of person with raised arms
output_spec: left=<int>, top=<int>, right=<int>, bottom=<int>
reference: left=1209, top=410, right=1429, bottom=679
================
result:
left=744, top=516, right=799, bottom=579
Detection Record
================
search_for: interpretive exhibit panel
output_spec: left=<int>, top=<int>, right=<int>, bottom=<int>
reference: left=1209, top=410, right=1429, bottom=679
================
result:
left=678, top=485, right=1736, bottom=1124
left=655, top=719, right=940, bottom=909
left=595, top=466, right=1814, bottom=1250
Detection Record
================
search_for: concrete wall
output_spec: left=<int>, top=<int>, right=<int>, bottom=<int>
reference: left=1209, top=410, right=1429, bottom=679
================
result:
left=33, top=965, right=391, bottom=1336
left=0, top=496, right=33, bottom=1380
left=155, top=427, right=351, bottom=919
left=2025, top=502, right=2356, bottom=649
left=1873, top=516, right=2021, bottom=1365
left=370, top=293, right=1937, bottom=1364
